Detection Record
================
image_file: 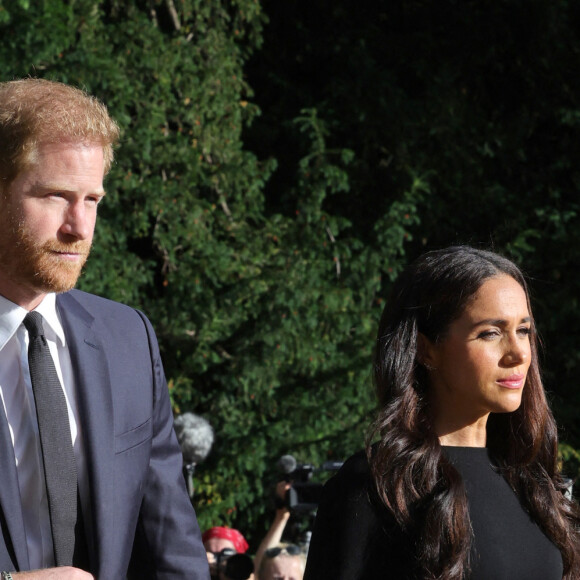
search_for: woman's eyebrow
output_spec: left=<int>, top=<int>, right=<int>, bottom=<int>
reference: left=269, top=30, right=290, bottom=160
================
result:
left=471, top=316, right=531, bottom=328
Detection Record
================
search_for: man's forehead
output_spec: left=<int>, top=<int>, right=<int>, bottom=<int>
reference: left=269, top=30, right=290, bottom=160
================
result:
left=32, top=139, right=106, bottom=158
left=5, top=141, right=106, bottom=198
left=27, top=178, right=106, bottom=195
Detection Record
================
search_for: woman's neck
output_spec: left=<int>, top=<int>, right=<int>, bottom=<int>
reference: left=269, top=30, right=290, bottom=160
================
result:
left=436, top=413, right=489, bottom=447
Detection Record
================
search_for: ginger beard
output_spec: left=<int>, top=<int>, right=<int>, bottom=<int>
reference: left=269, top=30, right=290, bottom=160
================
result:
left=0, top=204, right=91, bottom=295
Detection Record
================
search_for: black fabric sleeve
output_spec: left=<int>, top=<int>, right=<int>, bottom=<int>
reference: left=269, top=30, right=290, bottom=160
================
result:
left=304, top=451, right=411, bottom=580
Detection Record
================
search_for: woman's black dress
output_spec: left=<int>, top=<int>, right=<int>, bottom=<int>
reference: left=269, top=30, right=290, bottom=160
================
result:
left=303, top=447, right=563, bottom=579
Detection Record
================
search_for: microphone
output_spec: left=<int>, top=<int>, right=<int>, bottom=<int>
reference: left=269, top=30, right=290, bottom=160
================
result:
left=174, top=412, right=214, bottom=465
left=174, top=412, right=214, bottom=497
left=277, top=454, right=297, bottom=476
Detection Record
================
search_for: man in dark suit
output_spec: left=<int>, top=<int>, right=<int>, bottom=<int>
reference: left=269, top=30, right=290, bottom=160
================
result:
left=0, top=79, right=210, bottom=579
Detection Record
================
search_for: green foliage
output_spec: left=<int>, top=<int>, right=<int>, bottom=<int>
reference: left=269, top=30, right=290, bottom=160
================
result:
left=560, top=443, right=580, bottom=494
left=0, top=0, right=418, bottom=544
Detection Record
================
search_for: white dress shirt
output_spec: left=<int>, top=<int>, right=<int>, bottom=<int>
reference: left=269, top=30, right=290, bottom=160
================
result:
left=0, top=293, right=88, bottom=570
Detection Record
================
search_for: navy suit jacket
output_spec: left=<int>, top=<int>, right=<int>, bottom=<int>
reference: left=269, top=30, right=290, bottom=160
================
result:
left=0, top=289, right=210, bottom=579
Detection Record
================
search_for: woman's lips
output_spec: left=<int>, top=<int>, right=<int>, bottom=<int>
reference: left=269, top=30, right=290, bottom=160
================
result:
left=497, top=374, right=525, bottom=389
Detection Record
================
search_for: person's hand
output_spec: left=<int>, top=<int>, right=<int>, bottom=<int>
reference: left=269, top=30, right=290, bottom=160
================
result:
left=206, top=550, right=218, bottom=576
left=11, top=567, right=95, bottom=579
left=275, top=480, right=291, bottom=501
left=275, top=481, right=292, bottom=519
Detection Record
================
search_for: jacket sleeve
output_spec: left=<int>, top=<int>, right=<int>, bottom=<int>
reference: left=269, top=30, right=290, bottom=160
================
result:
left=127, top=311, right=210, bottom=580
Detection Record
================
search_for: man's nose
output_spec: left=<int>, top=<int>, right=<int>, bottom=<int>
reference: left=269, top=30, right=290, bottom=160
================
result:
left=59, top=202, right=94, bottom=240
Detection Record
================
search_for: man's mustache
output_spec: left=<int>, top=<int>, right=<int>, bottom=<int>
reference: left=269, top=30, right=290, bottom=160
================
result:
left=42, top=240, right=91, bottom=255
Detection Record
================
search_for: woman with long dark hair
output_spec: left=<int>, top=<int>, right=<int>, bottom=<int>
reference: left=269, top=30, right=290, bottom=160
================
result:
left=304, top=246, right=580, bottom=579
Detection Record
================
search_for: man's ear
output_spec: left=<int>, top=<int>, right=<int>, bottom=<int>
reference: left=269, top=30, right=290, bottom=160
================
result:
left=417, top=332, right=438, bottom=370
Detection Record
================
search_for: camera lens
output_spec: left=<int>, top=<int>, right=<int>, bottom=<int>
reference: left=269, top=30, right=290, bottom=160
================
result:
left=223, top=553, right=254, bottom=580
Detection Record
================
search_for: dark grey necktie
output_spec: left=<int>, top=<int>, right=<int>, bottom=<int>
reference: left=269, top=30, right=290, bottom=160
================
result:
left=23, top=311, right=78, bottom=567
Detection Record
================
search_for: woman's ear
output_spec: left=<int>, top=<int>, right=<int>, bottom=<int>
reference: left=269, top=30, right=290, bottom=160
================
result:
left=417, top=332, right=438, bottom=371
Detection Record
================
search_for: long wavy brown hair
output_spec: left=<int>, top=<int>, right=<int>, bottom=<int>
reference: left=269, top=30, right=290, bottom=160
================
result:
left=367, top=246, right=580, bottom=579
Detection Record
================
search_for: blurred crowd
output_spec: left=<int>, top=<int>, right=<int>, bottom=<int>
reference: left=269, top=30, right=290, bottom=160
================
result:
left=202, top=482, right=306, bottom=580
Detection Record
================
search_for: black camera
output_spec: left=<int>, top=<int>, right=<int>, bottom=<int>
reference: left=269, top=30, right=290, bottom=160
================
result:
left=278, top=456, right=343, bottom=512
left=215, top=549, right=254, bottom=580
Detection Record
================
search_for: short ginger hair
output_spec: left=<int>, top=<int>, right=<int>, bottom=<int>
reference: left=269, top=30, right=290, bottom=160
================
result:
left=0, top=78, right=120, bottom=189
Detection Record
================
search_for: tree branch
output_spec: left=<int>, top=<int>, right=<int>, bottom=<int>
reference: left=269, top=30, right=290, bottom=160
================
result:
left=165, top=0, right=181, bottom=31
left=326, top=226, right=341, bottom=278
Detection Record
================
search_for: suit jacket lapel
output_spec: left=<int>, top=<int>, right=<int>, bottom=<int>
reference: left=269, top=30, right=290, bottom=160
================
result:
left=0, top=405, right=30, bottom=570
left=56, top=292, right=115, bottom=577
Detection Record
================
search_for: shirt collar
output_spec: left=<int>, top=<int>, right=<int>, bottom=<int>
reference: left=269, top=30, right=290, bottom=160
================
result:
left=34, top=294, right=66, bottom=347
left=0, top=294, right=28, bottom=352
left=0, top=293, right=66, bottom=351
